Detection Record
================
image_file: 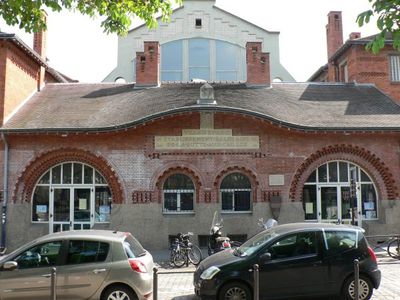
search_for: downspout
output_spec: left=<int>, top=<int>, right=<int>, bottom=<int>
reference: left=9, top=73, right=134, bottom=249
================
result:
left=1, top=132, right=9, bottom=252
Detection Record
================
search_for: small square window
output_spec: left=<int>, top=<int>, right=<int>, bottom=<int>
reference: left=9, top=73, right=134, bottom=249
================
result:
left=195, top=18, right=202, bottom=28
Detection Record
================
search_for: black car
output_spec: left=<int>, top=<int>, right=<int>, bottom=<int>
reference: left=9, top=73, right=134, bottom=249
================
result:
left=194, top=223, right=380, bottom=300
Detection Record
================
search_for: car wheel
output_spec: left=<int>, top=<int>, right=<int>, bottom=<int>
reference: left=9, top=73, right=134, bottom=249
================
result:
left=219, top=282, right=251, bottom=300
left=342, top=275, right=373, bottom=300
left=101, top=285, right=137, bottom=300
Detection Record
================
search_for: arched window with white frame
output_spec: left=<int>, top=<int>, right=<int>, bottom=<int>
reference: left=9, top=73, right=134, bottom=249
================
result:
left=220, top=173, right=252, bottom=212
left=163, top=174, right=195, bottom=213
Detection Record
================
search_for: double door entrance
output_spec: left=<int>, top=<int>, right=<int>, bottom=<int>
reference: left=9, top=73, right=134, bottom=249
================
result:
left=317, top=185, right=361, bottom=226
left=49, top=187, right=94, bottom=233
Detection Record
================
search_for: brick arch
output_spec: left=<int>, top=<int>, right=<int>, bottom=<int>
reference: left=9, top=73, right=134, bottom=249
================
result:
left=289, top=144, right=398, bottom=202
left=155, top=166, right=202, bottom=203
left=13, top=148, right=124, bottom=204
left=214, top=166, right=259, bottom=203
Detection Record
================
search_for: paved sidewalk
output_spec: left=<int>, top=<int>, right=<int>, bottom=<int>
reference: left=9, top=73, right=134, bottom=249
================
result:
left=152, top=250, right=400, bottom=300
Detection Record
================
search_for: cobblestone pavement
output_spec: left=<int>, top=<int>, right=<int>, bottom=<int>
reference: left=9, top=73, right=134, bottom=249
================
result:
left=155, top=255, right=400, bottom=300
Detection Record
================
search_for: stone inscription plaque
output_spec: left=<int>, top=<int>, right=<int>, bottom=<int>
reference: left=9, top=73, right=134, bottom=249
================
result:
left=155, top=135, right=259, bottom=150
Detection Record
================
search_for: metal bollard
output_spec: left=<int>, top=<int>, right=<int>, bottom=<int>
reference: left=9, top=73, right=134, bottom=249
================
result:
left=253, top=264, right=259, bottom=300
left=153, top=267, right=158, bottom=300
left=50, top=267, right=56, bottom=300
left=354, top=259, right=359, bottom=300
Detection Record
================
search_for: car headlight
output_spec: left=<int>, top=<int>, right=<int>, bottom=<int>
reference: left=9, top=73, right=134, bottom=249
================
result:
left=200, top=266, right=220, bottom=280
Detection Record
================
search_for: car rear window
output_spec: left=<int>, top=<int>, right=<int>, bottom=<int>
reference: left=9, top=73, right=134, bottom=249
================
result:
left=123, top=235, right=146, bottom=258
left=323, top=230, right=359, bottom=256
left=66, top=240, right=109, bottom=264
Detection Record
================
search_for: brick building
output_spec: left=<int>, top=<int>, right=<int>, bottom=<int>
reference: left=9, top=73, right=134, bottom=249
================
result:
left=1, top=2, right=400, bottom=251
left=309, top=11, right=400, bottom=103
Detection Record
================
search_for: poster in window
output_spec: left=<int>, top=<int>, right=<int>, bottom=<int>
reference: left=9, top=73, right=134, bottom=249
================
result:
left=36, top=205, right=48, bottom=213
left=364, top=202, right=375, bottom=210
left=79, top=198, right=87, bottom=210
left=305, top=203, right=314, bottom=214
left=99, top=205, right=110, bottom=214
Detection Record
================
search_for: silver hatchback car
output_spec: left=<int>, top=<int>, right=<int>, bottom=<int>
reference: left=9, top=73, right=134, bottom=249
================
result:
left=0, top=230, right=153, bottom=300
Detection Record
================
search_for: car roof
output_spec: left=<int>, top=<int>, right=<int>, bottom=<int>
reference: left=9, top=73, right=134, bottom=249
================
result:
left=32, top=230, right=131, bottom=244
left=270, top=222, right=364, bottom=235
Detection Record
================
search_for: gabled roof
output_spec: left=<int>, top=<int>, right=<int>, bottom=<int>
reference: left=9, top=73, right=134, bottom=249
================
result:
left=2, top=82, right=400, bottom=133
left=0, top=32, right=76, bottom=83
left=309, top=32, right=396, bottom=81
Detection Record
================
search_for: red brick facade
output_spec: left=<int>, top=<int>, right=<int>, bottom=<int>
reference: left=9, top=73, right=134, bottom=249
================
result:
left=5, top=113, right=399, bottom=207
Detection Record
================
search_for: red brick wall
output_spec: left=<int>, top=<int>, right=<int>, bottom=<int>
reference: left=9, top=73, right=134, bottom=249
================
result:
left=0, top=41, right=39, bottom=125
left=326, top=11, right=343, bottom=60
left=6, top=113, right=400, bottom=205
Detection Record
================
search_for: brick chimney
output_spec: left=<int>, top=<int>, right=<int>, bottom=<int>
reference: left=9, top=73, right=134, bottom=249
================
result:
left=326, top=11, right=343, bottom=60
left=33, top=11, right=47, bottom=91
left=246, top=42, right=270, bottom=87
left=349, top=32, right=361, bottom=40
left=135, top=41, right=160, bottom=87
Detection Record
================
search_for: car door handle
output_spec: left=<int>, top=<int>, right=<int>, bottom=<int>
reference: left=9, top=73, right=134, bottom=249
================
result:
left=93, top=268, right=107, bottom=274
left=42, top=274, right=52, bottom=278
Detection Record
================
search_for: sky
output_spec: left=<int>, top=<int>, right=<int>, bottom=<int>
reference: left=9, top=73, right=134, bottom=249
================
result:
left=0, top=0, right=379, bottom=83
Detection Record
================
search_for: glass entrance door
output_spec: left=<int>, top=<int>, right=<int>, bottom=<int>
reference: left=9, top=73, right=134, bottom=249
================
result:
left=50, top=187, right=93, bottom=233
left=51, top=188, right=71, bottom=233
left=73, top=188, right=92, bottom=230
left=319, top=186, right=338, bottom=223
left=317, top=185, right=361, bottom=226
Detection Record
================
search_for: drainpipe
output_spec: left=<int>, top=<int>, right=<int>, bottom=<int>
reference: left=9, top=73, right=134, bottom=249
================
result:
left=1, top=133, right=9, bottom=251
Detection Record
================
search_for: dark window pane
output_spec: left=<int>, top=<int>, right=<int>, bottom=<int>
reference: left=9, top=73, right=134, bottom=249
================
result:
left=164, top=174, right=194, bottom=189
left=62, top=163, right=72, bottom=184
left=54, top=189, right=70, bottom=222
left=324, top=231, right=356, bottom=256
left=73, top=163, right=83, bottom=184
left=221, top=173, right=251, bottom=189
left=303, top=185, right=317, bottom=220
left=339, top=162, right=348, bottom=182
left=269, top=232, right=317, bottom=260
left=164, top=192, right=177, bottom=211
left=361, top=184, right=377, bottom=219
left=306, top=170, right=316, bottom=183
left=361, top=170, right=371, bottom=182
left=32, top=186, right=49, bottom=222
left=234, top=191, right=251, bottom=211
left=180, top=192, right=194, bottom=211
left=95, top=171, right=107, bottom=184
left=221, top=192, right=233, bottom=211
left=15, top=241, right=62, bottom=269
left=84, top=165, right=93, bottom=184
left=52, top=165, right=61, bottom=184
left=39, top=171, right=50, bottom=184
left=95, top=187, right=112, bottom=222
left=67, top=241, right=109, bottom=264
left=318, top=164, right=327, bottom=182
left=328, top=162, right=338, bottom=182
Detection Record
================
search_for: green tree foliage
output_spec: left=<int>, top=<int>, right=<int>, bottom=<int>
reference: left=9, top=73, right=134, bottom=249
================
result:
left=357, top=0, right=400, bottom=53
left=0, top=0, right=182, bottom=35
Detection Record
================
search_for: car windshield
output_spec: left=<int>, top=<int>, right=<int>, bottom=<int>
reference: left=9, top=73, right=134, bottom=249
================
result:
left=235, top=229, right=278, bottom=257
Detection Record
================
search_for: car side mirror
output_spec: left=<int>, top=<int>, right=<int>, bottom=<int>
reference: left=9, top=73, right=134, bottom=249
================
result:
left=259, top=252, right=272, bottom=264
left=3, top=261, right=18, bottom=271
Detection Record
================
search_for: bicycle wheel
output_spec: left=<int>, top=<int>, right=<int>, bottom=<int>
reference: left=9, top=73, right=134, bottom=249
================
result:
left=188, top=244, right=202, bottom=265
left=387, top=238, right=400, bottom=259
left=173, top=251, right=186, bottom=267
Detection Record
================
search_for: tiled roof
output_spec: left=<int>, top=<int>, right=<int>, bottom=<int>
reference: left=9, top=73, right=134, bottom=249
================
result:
left=2, top=82, right=400, bottom=132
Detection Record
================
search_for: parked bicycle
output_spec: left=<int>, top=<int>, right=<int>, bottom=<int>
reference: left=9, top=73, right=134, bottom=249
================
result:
left=366, top=234, right=400, bottom=260
left=387, top=236, right=400, bottom=259
left=170, top=232, right=202, bottom=267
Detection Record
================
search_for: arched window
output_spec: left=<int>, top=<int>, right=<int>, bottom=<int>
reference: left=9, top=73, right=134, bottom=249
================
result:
left=163, top=174, right=195, bottom=213
left=220, top=173, right=252, bottom=212
left=302, top=161, right=377, bottom=225
left=32, top=162, right=112, bottom=233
